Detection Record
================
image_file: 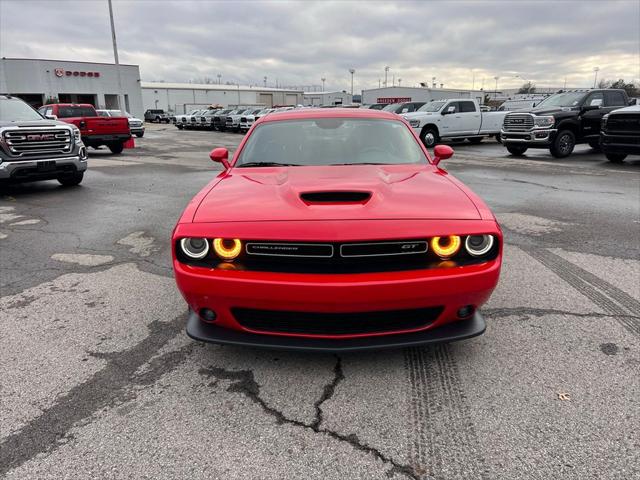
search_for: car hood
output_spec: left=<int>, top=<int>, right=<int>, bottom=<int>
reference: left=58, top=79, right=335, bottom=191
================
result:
left=528, top=106, right=578, bottom=115
left=0, top=119, right=73, bottom=129
left=193, top=165, right=480, bottom=223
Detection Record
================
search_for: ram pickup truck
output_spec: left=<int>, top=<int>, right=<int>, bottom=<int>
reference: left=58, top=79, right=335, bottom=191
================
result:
left=501, top=89, right=630, bottom=158
left=39, top=103, right=130, bottom=154
left=239, top=108, right=270, bottom=131
left=600, top=105, right=640, bottom=163
left=403, top=99, right=507, bottom=147
left=1, top=95, right=87, bottom=185
left=97, top=109, right=145, bottom=137
left=175, top=110, right=203, bottom=130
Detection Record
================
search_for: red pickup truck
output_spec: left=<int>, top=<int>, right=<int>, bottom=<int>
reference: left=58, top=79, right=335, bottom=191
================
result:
left=38, top=104, right=131, bottom=154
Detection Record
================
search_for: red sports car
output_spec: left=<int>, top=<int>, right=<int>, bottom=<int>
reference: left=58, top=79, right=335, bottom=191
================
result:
left=172, top=108, right=502, bottom=351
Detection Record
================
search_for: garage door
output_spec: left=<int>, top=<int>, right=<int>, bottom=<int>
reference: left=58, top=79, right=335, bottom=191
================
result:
left=259, top=93, right=273, bottom=107
left=285, top=94, right=298, bottom=106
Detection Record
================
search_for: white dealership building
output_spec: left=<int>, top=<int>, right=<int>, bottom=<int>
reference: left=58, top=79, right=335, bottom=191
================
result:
left=141, top=82, right=304, bottom=113
left=0, top=57, right=144, bottom=118
left=302, top=91, right=353, bottom=106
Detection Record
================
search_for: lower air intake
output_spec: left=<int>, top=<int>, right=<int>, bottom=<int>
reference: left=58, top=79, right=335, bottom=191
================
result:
left=232, top=306, right=443, bottom=336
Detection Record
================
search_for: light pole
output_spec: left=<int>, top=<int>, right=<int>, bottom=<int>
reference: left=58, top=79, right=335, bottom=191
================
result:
left=107, top=0, right=124, bottom=111
left=217, top=74, right=222, bottom=85
left=321, top=77, right=326, bottom=92
left=432, top=76, right=436, bottom=88
left=349, top=68, right=355, bottom=96
left=384, top=66, right=390, bottom=87
left=593, top=67, right=599, bottom=88
left=398, top=78, right=402, bottom=86
left=263, top=76, right=267, bottom=87
left=494, top=76, right=499, bottom=97
left=515, top=74, right=531, bottom=94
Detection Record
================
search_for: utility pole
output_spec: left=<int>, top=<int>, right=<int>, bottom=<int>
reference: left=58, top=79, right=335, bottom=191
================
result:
left=349, top=68, right=355, bottom=96
left=384, top=66, right=389, bottom=87
left=107, top=0, right=125, bottom=112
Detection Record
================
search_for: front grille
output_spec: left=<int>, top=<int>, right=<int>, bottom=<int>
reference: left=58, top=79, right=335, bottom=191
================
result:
left=232, top=306, right=443, bottom=336
left=607, top=114, right=640, bottom=134
left=503, top=113, right=534, bottom=132
left=2, top=129, right=72, bottom=157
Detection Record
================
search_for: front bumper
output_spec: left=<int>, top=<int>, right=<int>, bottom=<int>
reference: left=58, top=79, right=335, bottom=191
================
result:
left=130, top=126, right=145, bottom=135
left=186, top=309, right=486, bottom=351
left=500, top=128, right=557, bottom=147
left=600, top=132, right=640, bottom=155
left=0, top=151, right=87, bottom=181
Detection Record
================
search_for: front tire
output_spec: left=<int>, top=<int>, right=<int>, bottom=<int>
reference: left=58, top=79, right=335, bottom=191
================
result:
left=506, top=144, right=528, bottom=156
left=588, top=139, right=601, bottom=151
left=550, top=130, right=575, bottom=158
left=495, top=134, right=502, bottom=144
left=135, top=132, right=144, bottom=138
left=420, top=127, right=439, bottom=148
left=108, top=142, right=124, bottom=154
left=606, top=153, right=627, bottom=163
left=57, top=172, right=84, bottom=186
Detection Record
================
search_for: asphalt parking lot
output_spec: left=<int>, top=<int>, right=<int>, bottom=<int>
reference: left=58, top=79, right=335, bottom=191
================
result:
left=1, top=123, right=639, bottom=479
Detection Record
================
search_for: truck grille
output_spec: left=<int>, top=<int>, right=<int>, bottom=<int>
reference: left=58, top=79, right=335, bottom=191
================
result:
left=232, top=306, right=443, bottom=336
left=607, top=114, right=640, bottom=134
left=2, top=129, right=72, bottom=157
left=503, top=113, right=534, bottom=132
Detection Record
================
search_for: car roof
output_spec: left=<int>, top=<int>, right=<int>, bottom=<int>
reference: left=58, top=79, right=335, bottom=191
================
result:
left=260, top=107, right=401, bottom=123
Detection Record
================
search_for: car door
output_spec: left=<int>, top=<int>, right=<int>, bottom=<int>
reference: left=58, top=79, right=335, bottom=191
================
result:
left=580, top=91, right=605, bottom=139
left=458, top=100, right=481, bottom=135
left=439, top=101, right=459, bottom=135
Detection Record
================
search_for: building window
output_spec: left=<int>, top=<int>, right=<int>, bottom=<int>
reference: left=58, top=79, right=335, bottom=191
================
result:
left=124, top=94, right=130, bottom=113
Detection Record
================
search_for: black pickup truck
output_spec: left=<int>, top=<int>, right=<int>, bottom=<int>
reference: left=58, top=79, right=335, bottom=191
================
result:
left=600, top=105, right=640, bottom=163
left=500, top=89, right=631, bottom=158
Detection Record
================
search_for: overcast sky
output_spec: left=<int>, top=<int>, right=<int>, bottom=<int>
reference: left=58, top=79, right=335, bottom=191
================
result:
left=1, top=0, right=638, bottom=92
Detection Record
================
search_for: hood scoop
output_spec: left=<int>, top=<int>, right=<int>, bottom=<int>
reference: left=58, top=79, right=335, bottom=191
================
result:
left=300, top=191, right=372, bottom=205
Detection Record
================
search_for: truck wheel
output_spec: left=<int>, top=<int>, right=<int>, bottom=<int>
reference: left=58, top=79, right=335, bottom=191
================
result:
left=177, top=124, right=183, bottom=130
left=495, top=134, right=502, bottom=144
left=468, top=137, right=483, bottom=144
left=550, top=130, right=575, bottom=158
left=57, top=172, right=84, bottom=186
left=109, top=142, right=124, bottom=154
left=506, top=145, right=528, bottom=156
left=588, top=139, right=601, bottom=151
left=606, top=153, right=627, bottom=163
left=135, top=132, right=144, bottom=138
left=421, top=127, right=439, bottom=148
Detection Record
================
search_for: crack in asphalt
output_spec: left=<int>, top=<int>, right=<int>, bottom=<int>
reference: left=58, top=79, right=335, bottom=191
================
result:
left=199, top=357, right=418, bottom=480
left=0, top=313, right=189, bottom=476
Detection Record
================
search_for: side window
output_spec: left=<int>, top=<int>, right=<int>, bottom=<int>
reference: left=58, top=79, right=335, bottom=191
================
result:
left=584, top=92, right=604, bottom=107
left=459, top=101, right=476, bottom=113
left=604, top=91, right=626, bottom=107
left=444, top=102, right=458, bottom=113
left=44, top=107, right=53, bottom=117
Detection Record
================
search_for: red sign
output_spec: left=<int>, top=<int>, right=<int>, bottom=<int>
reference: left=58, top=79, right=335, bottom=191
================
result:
left=377, top=97, right=411, bottom=104
left=54, top=68, right=100, bottom=78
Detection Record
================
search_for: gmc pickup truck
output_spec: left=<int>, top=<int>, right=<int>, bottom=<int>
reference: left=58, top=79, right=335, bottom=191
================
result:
left=500, top=89, right=630, bottom=158
left=1, top=95, right=87, bottom=185
left=39, top=103, right=131, bottom=154
left=402, top=99, right=507, bottom=147
left=600, top=105, right=640, bottom=163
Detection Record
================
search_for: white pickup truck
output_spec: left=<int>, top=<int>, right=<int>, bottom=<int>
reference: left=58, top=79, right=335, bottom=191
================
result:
left=402, top=99, right=508, bottom=147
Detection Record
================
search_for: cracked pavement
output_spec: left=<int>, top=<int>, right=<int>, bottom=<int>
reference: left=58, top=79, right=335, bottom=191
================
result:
left=1, top=125, right=639, bottom=479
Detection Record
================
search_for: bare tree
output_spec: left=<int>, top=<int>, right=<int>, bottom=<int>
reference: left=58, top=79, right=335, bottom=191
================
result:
left=517, top=82, right=536, bottom=94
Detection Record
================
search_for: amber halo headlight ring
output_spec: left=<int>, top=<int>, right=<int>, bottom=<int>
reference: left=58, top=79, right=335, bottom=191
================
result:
left=213, top=238, right=242, bottom=261
left=430, top=235, right=461, bottom=259
left=180, top=237, right=210, bottom=259
left=464, top=234, right=495, bottom=257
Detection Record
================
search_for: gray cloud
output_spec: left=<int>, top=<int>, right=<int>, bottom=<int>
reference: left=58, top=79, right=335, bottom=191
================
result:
left=1, top=0, right=638, bottom=92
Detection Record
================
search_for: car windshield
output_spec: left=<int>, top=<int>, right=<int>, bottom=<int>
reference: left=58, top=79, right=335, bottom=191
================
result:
left=381, top=103, right=400, bottom=112
left=0, top=98, right=44, bottom=121
left=107, top=110, right=123, bottom=116
left=236, top=118, right=427, bottom=167
left=535, top=92, right=586, bottom=108
left=96, top=110, right=109, bottom=117
left=418, top=101, right=446, bottom=112
left=57, top=106, right=97, bottom=117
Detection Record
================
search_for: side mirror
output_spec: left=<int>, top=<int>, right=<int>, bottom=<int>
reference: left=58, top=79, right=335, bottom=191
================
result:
left=432, top=145, right=454, bottom=165
left=45, top=114, right=57, bottom=120
left=442, top=106, right=455, bottom=115
left=209, top=147, right=230, bottom=169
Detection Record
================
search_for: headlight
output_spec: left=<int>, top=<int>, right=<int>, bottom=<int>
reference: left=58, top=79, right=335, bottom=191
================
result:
left=465, top=235, right=495, bottom=257
left=430, top=235, right=461, bottom=259
left=180, top=238, right=210, bottom=259
left=213, top=238, right=242, bottom=261
left=409, top=120, right=420, bottom=128
left=601, top=114, right=609, bottom=129
left=72, top=127, right=82, bottom=143
left=533, top=116, right=554, bottom=128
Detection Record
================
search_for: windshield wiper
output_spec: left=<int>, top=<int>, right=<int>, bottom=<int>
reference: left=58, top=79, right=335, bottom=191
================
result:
left=237, top=162, right=301, bottom=168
